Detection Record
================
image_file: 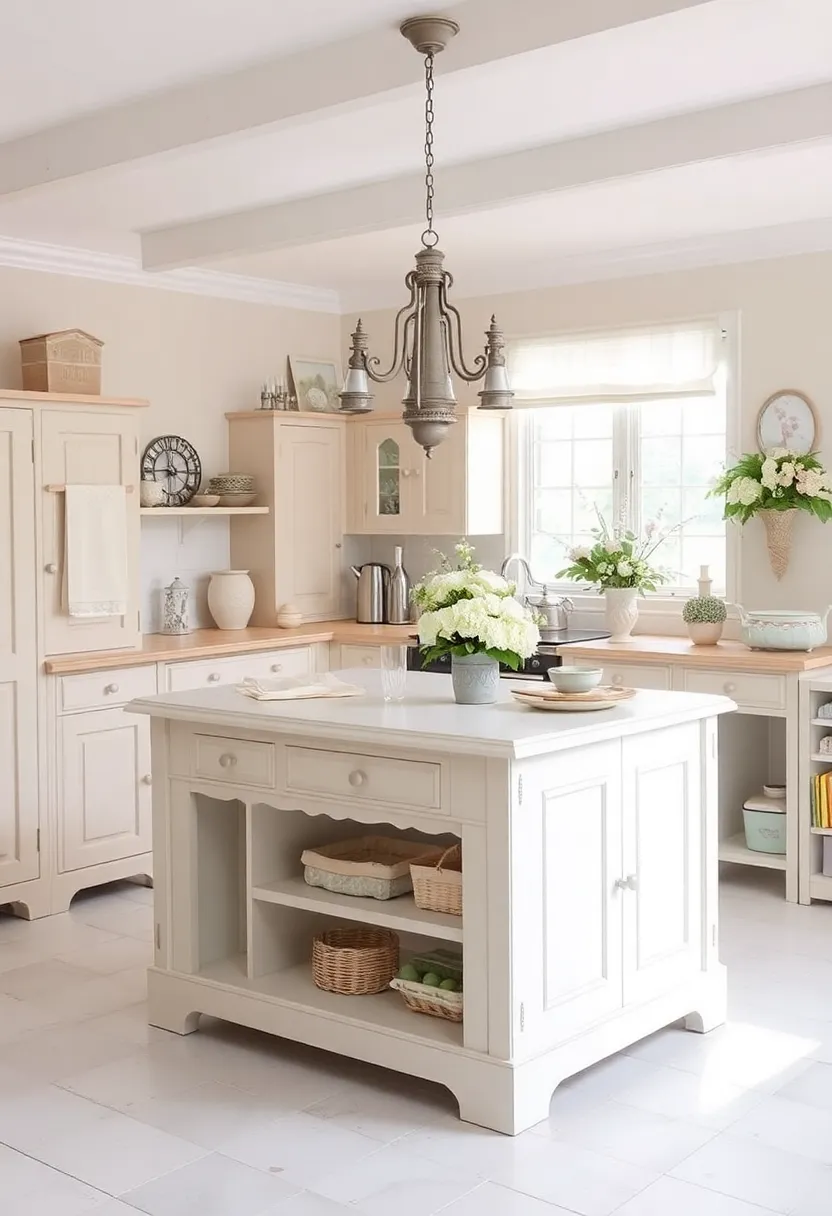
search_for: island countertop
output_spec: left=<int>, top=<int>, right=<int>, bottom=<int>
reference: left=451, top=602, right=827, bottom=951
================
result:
left=130, top=669, right=734, bottom=760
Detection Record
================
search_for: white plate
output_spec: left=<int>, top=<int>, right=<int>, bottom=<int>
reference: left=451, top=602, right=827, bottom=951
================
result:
left=511, top=688, right=635, bottom=712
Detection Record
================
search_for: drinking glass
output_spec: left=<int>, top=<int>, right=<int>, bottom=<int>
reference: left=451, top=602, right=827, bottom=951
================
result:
left=381, top=644, right=407, bottom=702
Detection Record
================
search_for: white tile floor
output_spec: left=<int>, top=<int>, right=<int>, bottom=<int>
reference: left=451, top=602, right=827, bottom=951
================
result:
left=3, top=869, right=832, bottom=1215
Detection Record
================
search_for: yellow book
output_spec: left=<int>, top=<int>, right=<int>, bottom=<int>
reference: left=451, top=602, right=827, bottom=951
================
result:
left=813, top=775, right=820, bottom=827
left=825, top=772, right=832, bottom=829
left=823, top=773, right=830, bottom=829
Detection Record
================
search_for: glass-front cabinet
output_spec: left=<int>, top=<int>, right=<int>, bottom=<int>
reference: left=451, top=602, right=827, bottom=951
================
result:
left=355, top=420, right=411, bottom=533
left=378, top=437, right=401, bottom=519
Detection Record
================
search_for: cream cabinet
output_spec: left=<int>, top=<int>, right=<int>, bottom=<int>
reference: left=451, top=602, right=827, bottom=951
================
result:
left=40, top=407, right=141, bottom=655
left=0, top=408, right=40, bottom=894
left=229, top=414, right=344, bottom=623
left=347, top=408, right=505, bottom=536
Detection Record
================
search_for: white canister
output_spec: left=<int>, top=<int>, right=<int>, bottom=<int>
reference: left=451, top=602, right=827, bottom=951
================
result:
left=162, top=576, right=189, bottom=635
left=207, top=570, right=255, bottom=630
left=277, top=603, right=303, bottom=628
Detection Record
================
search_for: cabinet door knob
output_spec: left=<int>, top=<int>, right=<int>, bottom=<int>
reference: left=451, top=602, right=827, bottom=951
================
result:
left=104, top=683, right=119, bottom=695
left=141, top=774, right=153, bottom=786
left=615, top=874, right=638, bottom=892
left=207, top=672, right=221, bottom=683
left=45, top=562, right=57, bottom=574
left=270, top=663, right=282, bottom=673
left=335, top=542, right=342, bottom=550
left=218, top=753, right=237, bottom=769
left=362, top=656, right=373, bottom=665
left=348, top=769, right=366, bottom=788
left=401, top=469, right=411, bottom=478
left=412, top=468, right=421, bottom=478
left=724, top=681, right=736, bottom=694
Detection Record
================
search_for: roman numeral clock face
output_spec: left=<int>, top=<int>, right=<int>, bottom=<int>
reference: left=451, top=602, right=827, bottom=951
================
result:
left=141, top=435, right=202, bottom=506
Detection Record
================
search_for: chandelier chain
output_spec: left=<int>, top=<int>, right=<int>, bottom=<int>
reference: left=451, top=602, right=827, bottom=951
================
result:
left=421, top=50, right=438, bottom=249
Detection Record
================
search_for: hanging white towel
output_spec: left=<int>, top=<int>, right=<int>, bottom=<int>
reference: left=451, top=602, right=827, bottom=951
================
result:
left=63, top=485, right=129, bottom=617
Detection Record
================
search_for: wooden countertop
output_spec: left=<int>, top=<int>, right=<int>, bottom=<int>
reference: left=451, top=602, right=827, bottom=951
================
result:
left=44, top=621, right=415, bottom=674
left=557, top=635, right=832, bottom=673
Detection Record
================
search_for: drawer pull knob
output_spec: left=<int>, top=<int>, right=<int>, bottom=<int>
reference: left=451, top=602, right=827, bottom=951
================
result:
left=362, top=657, right=373, bottom=665
left=270, top=663, right=282, bottom=673
left=615, top=874, right=638, bottom=892
left=45, top=562, right=57, bottom=574
left=141, top=774, right=152, bottom=786
left=218, top=753, right=237, bottom=769
left=724, top=681, right=737, bottom=694
left=104, top=683, right=119, bottom=695
left=208, top=673, right=221, bottom=683
left=348, top=769, right=367, bottom=788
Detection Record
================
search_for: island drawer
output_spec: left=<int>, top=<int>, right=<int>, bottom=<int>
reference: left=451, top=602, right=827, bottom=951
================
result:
left=601, top=663, right=671, bottom=691
left=166, top=646, right=313, bottom=692
left=285, top=745, right=444, bottom=813
left=58, top=664, right=157, bottom=713
left=681, top=669, right=786, bottom=712
left=336, top=644, right=381, bottom=669
left=192, top=733, right=276, bottom=787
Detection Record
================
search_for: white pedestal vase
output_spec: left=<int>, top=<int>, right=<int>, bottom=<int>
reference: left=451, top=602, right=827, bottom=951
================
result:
left=451, top=654, right=500, bottom=704
left=604, top=587, right=639, bottom=643
left=207, top=570, right=255, bottom=630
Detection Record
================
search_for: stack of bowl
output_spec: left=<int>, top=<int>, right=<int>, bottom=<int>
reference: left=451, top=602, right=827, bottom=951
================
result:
left=206, top=474, right=256, bottom=507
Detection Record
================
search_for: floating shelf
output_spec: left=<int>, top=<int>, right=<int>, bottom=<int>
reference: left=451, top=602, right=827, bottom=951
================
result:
left=811, top=753, right=832, bottom=762
left=718, top=832, right=787, bottom=871
left=252, top=876, right=463, bottom=944
left=811, top=719, right=832, bottom=728
left=140, top=506, right=269, bottom=517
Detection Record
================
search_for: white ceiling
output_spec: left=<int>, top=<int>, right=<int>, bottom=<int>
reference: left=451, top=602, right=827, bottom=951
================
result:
left=2, top=0, right=832, bottom=309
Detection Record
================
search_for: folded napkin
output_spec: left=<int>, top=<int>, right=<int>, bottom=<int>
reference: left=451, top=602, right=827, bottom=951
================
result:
left=236, top=672, right=364, bottom=701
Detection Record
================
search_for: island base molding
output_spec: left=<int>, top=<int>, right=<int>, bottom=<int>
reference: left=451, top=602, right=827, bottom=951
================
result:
left=147, top=964, right=726, bottom=1135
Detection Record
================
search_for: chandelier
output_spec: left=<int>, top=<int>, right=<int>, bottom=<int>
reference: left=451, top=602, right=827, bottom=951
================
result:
left=339, top=15, right=513, bottom=457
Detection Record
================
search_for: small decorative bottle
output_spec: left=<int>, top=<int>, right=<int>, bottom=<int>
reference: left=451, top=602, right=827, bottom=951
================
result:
left=682, top=565, right=727, bottom=645
left=162, top=576, right=190, bottom=635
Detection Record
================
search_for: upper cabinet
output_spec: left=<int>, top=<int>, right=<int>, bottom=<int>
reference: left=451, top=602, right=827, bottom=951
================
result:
left=347, top=408, right=505, bottom=536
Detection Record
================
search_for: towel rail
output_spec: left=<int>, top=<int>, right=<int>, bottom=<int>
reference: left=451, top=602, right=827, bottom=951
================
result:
left=44, top=484, right=135, bottom=493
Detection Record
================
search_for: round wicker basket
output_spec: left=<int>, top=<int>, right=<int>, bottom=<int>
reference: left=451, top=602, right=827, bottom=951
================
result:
left=312, top=927, right=399, bottom=995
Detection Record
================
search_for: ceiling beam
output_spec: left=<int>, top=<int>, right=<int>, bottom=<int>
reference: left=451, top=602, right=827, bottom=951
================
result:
left=141, top=82, right=832, bottom=269
left=0, top=0, right=710, bottom=198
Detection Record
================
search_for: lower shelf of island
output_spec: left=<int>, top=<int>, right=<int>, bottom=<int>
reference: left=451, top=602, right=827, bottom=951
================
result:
left=193, top=955, right=463, bottom=1048
left=718, top=832, right=787, bottom=872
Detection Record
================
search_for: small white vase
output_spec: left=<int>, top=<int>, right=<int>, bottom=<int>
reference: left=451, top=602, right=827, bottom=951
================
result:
left=207, top=570, right=255, bottom=630
left=687, top=621, right=723, bottom=646
left=604, top=587, right=639, bottom=643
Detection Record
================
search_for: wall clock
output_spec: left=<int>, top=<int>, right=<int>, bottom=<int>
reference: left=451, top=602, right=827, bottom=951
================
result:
left=757, top=390, right=818, bottom=456
left=141, top=435, right=202, bottom=506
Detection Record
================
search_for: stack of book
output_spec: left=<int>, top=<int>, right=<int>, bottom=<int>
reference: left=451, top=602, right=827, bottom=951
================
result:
left=811, top=772, right=832, bottom=827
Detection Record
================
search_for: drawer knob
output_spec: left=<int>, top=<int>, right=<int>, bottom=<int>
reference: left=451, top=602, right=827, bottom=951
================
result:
left=45, top=562, right=57, bottom=574
left=104, top=683, right=119, bottom=695
left=208, top=673, right=221, bottom=683
left=218, top=753, right=237, bottom=769
left=141, top=774, right=152, bottom=786
left=270, top=663, right=282, bottom=673
left=362, top=656, right=373, bottom=666
left=348, top=769, right=367, bottom=788
left=724, top=681, right=737, bottom=694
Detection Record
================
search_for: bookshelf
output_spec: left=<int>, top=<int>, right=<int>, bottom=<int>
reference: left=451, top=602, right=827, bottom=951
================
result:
left=799, top=676, right=832, bottom=902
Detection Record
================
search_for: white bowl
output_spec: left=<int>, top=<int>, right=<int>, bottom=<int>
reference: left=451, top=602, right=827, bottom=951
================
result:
left=190, top=494, right=220, bottom=507
left=547, top=666, right=604, bottom=693
left=218, top=492, right=256, bottom=507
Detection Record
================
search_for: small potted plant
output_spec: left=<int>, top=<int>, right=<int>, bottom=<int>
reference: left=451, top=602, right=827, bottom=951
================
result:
left=682, top=566, right=727, bottom=645
left=413, top=541, right=540, bottom=705
left=557, top=511, right=678, bottom=642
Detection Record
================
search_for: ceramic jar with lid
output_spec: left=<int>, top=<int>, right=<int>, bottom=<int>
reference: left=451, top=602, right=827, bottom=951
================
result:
left=162, top=576, right=189, bottom=634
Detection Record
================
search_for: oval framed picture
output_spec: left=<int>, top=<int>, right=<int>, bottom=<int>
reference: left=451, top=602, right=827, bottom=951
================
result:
left=757, top=389, right=818, bottom=455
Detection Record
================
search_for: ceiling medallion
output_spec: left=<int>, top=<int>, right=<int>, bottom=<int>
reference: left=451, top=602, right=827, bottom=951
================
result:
left=338, top=15, right=513, bottom=457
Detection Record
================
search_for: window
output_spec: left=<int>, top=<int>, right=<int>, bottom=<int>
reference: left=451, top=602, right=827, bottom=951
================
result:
left=512, top=321, right=730, bottom=596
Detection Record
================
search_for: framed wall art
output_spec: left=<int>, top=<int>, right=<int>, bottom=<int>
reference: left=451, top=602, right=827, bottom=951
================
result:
left=289, top=357, right=342, bottom=413
left=757, top=389, right=818, bottom=455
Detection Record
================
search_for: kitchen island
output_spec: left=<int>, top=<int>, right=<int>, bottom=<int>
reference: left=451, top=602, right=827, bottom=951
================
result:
left=131, top=672, right=734, bottom=1134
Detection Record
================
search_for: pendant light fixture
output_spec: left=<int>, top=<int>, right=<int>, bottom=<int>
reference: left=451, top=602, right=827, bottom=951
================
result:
left=339, top=15, right=513, bottom=457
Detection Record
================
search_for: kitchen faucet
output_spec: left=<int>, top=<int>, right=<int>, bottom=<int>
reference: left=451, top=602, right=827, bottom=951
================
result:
left=500, top=552, right=573, bottom=635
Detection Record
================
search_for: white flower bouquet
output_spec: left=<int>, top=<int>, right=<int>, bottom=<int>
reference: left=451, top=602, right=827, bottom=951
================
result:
left=710, top=449, right=832, bottom=523
left=413, top=541, right=540, bottom=671
left=556, top=512, right=675, bottom=592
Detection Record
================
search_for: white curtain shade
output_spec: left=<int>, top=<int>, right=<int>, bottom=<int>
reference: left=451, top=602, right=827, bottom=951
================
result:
left=508, top=320, right=722, bottom=404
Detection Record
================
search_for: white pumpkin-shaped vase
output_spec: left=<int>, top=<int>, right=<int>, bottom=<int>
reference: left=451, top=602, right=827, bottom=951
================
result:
left=207, top=570, right=255, bottom=630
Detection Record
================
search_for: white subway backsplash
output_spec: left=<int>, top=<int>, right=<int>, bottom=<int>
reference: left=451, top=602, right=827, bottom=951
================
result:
left=140, top=515, right=230, bottom=633
left=348, top=535, right=508, bottom=586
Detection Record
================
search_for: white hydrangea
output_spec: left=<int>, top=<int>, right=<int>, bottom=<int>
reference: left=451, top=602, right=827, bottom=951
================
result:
left=604, top=539, right=620, bottom=554
left=761, top=457, right=779, bottom=490
left=617, top=560, right=632, bottom=577
left=734, top=476, right=763, bottom=506
left=418, top=596, right=539, bottom=659
left=778, top=461, right=796, bottom=487
left=796, top=468, right=828, bottom=498
left=569, top=545, right=590, bottom=561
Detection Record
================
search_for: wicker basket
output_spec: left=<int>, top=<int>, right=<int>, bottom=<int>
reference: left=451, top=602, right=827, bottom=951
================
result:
left=312, top=926, right=399, bottom=995
left=390, top=977, right=464, bottom=1022
left=302, top=836, right=444, bottom=901
left=410, top=844, right=462, bottom=916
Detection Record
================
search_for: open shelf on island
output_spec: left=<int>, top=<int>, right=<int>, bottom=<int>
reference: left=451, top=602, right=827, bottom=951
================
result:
left=140, top=506, right=269, bottom=516
left=251, top=876, right=463, bottom=944
left=718, top=832, right=787, bottom=871
left=195, top=955, right=462, bottom=1048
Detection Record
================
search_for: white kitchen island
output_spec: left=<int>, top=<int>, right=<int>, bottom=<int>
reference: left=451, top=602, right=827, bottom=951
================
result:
left=131, top=671, right=734, bottom=1135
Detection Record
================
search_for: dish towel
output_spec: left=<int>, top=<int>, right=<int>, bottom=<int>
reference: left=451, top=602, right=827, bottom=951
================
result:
left=63, top=485, right=129, bottom=617
left=237, top=673, right=364, bottom=701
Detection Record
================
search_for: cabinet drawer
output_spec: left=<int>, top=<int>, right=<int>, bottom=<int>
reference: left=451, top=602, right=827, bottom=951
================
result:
left=58, top=665, right=157, bottom=713
left=682, top=669, right=786, bottom=712
left=166, top=646, right=313, bottom=692
left=338, top=644, right=381, bottom=669
left=601, top=663, right=671, bottom=691
left=286, top=745, right=443, bottom=812
left=193, top=734, right=276, bottom=787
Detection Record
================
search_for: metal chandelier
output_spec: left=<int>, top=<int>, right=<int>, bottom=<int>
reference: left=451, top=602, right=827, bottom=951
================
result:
left=339, top=15, right=513, bottom=457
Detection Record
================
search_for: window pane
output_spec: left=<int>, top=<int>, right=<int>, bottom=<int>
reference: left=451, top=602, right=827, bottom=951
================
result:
left=682, top=435, right=725, bottom=486
left=535, top=488, right=572, bottom=534
left=642, top=488, right=682, bottom=530
left=573, top=406, right=614, bottom=439
left=640, top=401, right=682, bottom=436
left=536, top=441, right=572, bottom=487
left=682, top=487, right=723, bottom=535
left=534, top=409, right=572, bottom=440
left=681, top=537, right=726, bottom=588
left=641, top=437, right=682, bottom=487
left=683, top=396, right=725, bottom=435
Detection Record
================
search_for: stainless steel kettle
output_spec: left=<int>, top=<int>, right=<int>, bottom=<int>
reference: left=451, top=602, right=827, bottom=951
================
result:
left=350, top=562, right=390, bottom=623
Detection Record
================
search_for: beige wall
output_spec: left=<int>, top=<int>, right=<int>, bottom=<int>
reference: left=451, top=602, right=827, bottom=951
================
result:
left=0, top=265, right=341, bottom=629
left=345, top=252, right=832, bottom=612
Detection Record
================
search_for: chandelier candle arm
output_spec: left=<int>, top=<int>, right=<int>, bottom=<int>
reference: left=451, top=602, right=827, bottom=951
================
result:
left=338, top=14, right=513, bottom=454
